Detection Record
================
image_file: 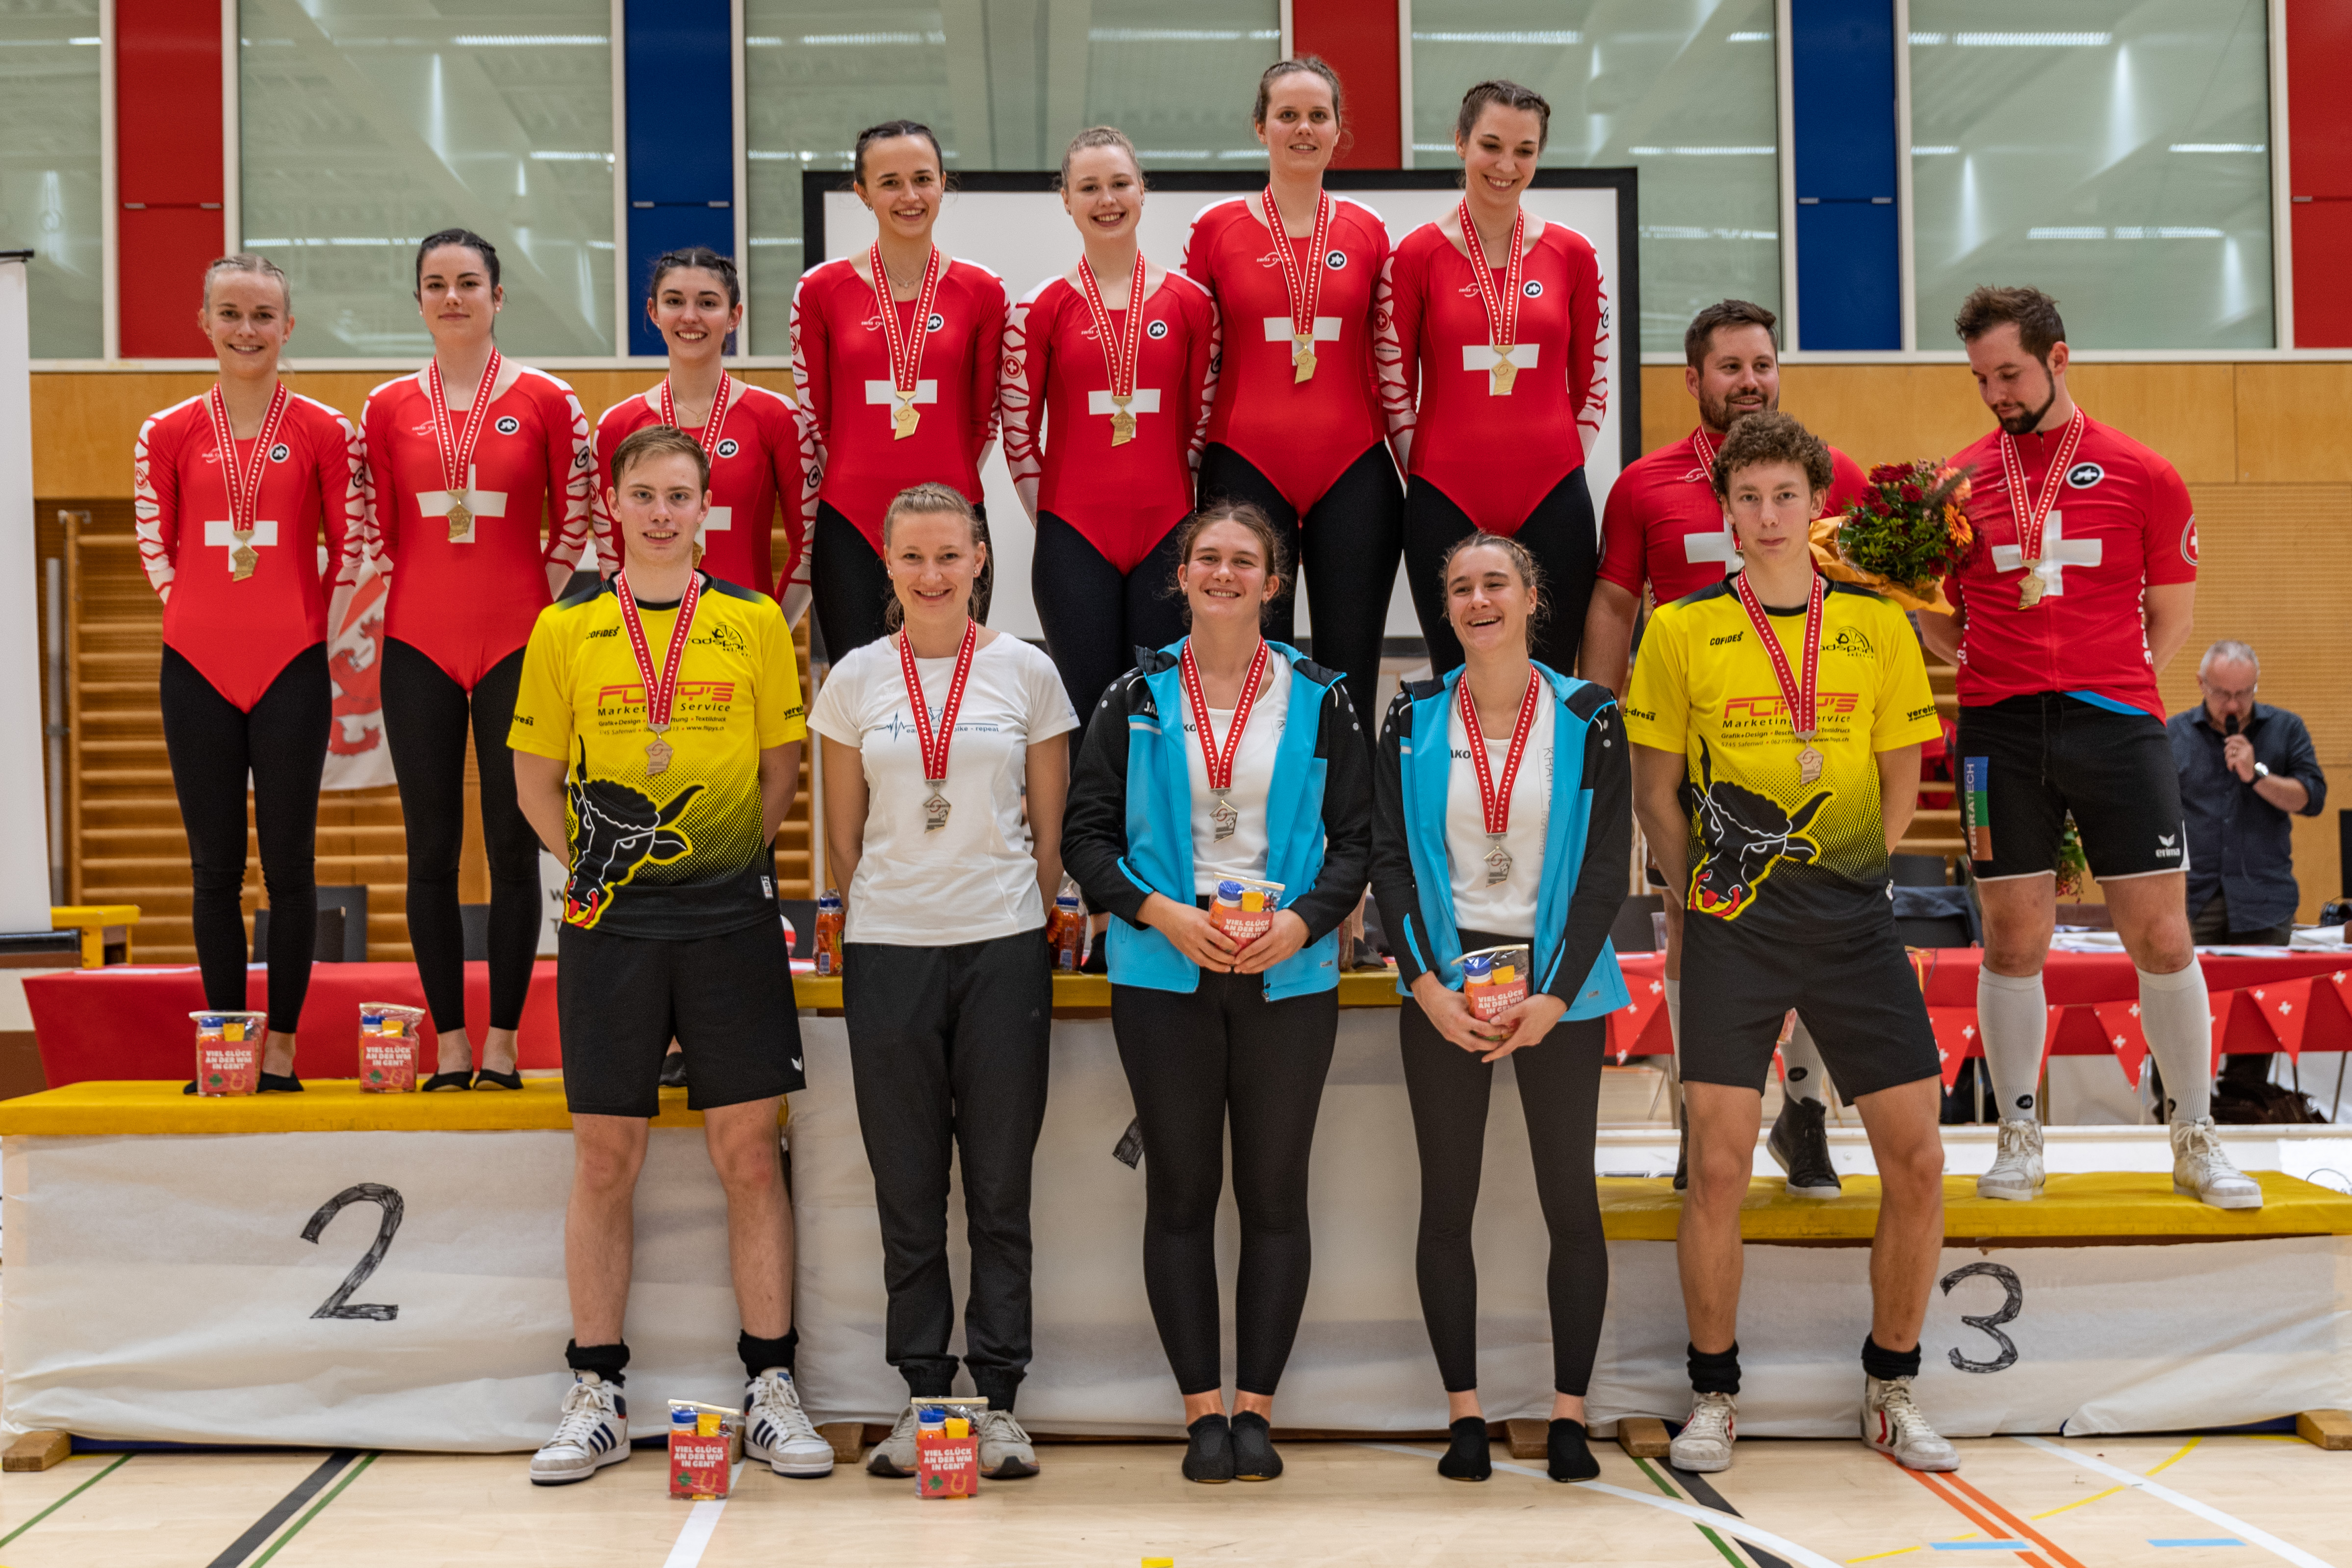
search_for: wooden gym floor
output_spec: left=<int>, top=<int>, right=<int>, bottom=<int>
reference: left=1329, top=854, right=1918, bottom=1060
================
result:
left=3, top=1429, right=2342, bottom=1568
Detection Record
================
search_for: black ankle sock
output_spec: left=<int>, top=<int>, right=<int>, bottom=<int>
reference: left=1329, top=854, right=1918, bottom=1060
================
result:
left=1862, top=1334, right=1920, bottom=1383
left=1687, top=1341, right=1741, bottom=1395
left=1438, top=1416, right=1492, bottom=1480
left=565, top=1338, right=629, bottom=1387
left=1547, top=1417, right=1599, bottom=1482
left=739, top=1328, right=798, bottom=1380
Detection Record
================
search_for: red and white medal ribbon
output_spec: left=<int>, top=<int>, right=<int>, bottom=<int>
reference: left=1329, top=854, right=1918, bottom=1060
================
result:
left=202, top=381, right=289, bottom=581
left=1996, top=409, right=2084, bottom=608
left=898, top=617, right=978, bottom=831
left=426, top=347, right=501, bottom=540
left=1458, top=667, right=1543, bottom=885
left=1076, top=251, right=1149, bottom=446
left=614, top=568, right=702, bottom=777
left=658, top=370, right=733, bottom=458
left=1180, top=637, right=1271, bottom=842
left=1456, top=198, right=1527, bottom=396
left=1732, top=568, right=1827, bottom=785
left=868, top=242, right=943, bottom=440
left=1259, top=185, right=1331, bottom=383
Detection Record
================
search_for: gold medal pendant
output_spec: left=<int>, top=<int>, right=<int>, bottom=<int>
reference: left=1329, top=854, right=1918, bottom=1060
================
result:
left=1489, top=353, right=1517, bottom=396
left=1484, top=836, right=1513, bottom=887
left=1110, top=397, right=1136, bottom=447
left=1210, top=790, right=1238, bottom=843
left=1797, top=745, right=1825, bottom=786
left=2017, top=566, right=2045, bottom=609
left=923, top=790, right=952, bottom=832
left=231, top=537, right=259, bottom=581
left=644, top=733, right=674, bottom=776
left=1293, top=335, right=1317, bottom=384
left=893, top=400, right=920, bottom=440
left=447, top=500, right=473, bottom=543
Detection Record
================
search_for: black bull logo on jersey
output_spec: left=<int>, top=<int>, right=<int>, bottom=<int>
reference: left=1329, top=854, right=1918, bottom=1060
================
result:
left=563, top=744, right=702, bottom=927
left=1682, top=738, right=1830, bottom=919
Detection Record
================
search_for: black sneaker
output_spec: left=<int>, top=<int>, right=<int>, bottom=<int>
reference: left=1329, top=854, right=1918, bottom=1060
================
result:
left=1673, top=1122, right=1689, bottom=1191
left=660, top=1049, right=688, bottom=1089
left=1182, top=1413, right=1233, bottom=1483
left=1767, top=1096, right=1842, bottom=1198
left=1229, top=1410, right=1281, bottom=1481
left=1437, top=1416, right=1491, bottom=1481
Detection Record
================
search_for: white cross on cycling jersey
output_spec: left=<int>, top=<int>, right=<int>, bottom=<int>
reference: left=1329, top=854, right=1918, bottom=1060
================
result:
left=701, top=506, right=731, bottom=534
left=417, top=465, right=507, bottom=543
left=1087, top=388, right=1163, bottom=419
left=1990, top=510, right=2102, bottom=595
left=1261, top=316, right=1342, bottom=344
left=1459, top=343, right=1542, bottom=373
left=1684, top=523, right=1739, bottom=572
left=203, top=517, right=279, bottom=570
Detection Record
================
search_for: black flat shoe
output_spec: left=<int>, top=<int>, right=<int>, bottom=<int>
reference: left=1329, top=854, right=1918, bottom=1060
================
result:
left=659, top=1051, right=688, bottom=1089
left=1230, top=1410, right=1281, bottom=1481
left=1437, top=1416, right=1492, bottom=1481
left=421, top=1071, right=474, bottom=1092
left=1181, top=1414, right=1233, bottom=1483
left=1547, top=1417, right=1599, bottom=1482
left=258, top=1072, right=304, bottom=1094
left=472, top=1067, right=523, bottom=1091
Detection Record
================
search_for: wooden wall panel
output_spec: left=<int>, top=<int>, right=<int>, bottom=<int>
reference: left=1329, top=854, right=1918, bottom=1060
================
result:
left=2232, top=364, right=2352, bottom=481
left=2061, top=364, right=2238, bottom=485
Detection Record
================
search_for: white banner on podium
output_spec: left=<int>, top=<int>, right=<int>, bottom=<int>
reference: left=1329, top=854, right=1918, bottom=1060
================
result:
left=0, top=257, right=55, bottom=930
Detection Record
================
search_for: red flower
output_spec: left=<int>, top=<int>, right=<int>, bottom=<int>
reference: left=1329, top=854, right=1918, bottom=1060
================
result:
left=1868, top=463, right=1908, bottom=484
left=1870, top=495, right=1892, bottom=516
left=1900, top=483, right=1923, bottom=503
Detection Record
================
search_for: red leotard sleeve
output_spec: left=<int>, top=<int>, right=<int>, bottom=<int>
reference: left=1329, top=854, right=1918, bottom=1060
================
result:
left=1562, top=232, right=1608, bottom=460
left=1595, top=455, right=1650, bottom=596
left=1184, top=280, right=1217, bottom=478
left=1373, top=235, right=1425, bottom=474
left=2143, top=453, right=2197, bottom=586
left=1000, top=279, right=1053, bottom=521
left=789, top=268, right=831, bottom=542
left=540, top=377, right=595, bottom=582
left=133, top=405, right=181, bottom=602
left=966, top=269, right=1009, bottom=473
left=360, top=379, right=404, bottom=574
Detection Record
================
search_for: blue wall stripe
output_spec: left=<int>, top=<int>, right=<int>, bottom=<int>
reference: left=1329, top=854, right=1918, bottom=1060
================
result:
left=624, top=0, right=735, bottom=355
left=1790, top=0, right=1901, bottom=350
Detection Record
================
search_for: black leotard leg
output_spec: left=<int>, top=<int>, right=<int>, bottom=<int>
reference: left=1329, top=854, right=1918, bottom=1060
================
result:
left=468, top=647, right=540, bottom=1032
left=811, top=502, right=895, bottom=663
left=1033, top=514, right=1190, bottom=752
left=1295, top=441, right=1405, bottom=734
left=1405, top=468, right=1599, bottom=679
left=381, top=637, right=477, bottom=1033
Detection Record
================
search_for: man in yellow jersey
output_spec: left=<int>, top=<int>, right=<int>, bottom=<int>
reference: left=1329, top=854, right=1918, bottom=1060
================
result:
left=1625, top=412, right=1955, bottom=1476
left=508, top=425, right=833, bottom=1487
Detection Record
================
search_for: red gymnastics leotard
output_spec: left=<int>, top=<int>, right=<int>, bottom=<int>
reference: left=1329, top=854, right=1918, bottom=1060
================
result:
left=359, top=361, right=593, bottom=690
left=1373, top=217, right=1609, bottom=531
left=1181, top=193, right=1389, bottom=513
left=590, top=378, right=812, bottom=595
left=788, top=254, right=1008, bottom=552
left=999, top=268, right=1217, bottom=574
left=135, top=387, right=366, bottom=710
left=1597, top=426, right=1871, bottom=606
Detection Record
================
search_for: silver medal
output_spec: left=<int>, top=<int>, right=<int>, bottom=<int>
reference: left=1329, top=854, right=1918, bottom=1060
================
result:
left=1210, top=789, right=1238, bottom=843
left=923, top=788, right=951, bottom=832
left=1484, top=835, right=1513, bottom=887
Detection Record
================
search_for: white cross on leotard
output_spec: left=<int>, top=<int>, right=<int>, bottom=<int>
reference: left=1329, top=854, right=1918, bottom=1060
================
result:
left=417, top=464, right=508, bottom=543
left=1990, top=510, right=2102, bottom=595
left=1260, top=316, right=1342, bottom=344
left=1087, top=388, right=1163, bottom=419
left=864, top=379, right=938, bottom=407
left=1458, top=343, right=1542, bottom=373
left=203, top=517, right=279, bottom=570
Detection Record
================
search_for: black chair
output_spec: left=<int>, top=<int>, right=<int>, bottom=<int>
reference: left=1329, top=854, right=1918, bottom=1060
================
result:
left=1612, top=892, right=1666, bottom=952
left=1893, top=884, right=1978, bottom=948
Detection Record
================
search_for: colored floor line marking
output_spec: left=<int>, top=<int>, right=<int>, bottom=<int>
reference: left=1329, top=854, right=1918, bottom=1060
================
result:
left=1632, top=1456, right=1748, bottom=1568
left=661, top=1460, right=744, bottom=1568
left=1893, top=1459, right=2084, bottom=1568
left=1935, top=1464, right=2092, bottom=1568
left=2028, top=1435, right=2200, bottom=1522
left=203, top=1450, right=359, bottom=1568
left=2013, top=1437, right=2337, bottom=1568
left=0, top=1452, right=132, bottom=1549
left=1847, top=1548, right=1927, bottom=1561
left=1654, top=1455, right=1797, bottom=1568
left=247, top=1452, right=376, bottom=1568
left=1932, top=1544, right=2030, bottom=1550
left=1360, top=1444, right=1845, bottom=1568
left=2152, top=1541, right=2248, bottom=1549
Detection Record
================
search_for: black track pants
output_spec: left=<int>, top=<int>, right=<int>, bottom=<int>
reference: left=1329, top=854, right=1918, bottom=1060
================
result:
left=160, top=644, right=332, bottom=1030
left=1030, top=511, right=1188, bottom=750
left=1403, top=468, right=1598, bottom=679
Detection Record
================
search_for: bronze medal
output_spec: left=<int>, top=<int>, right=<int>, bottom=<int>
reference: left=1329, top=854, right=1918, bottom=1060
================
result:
left=1732, top=569, right=1828, bottom=790
left=644, top=733, right=675, bottom=776
left=1797, top=745, right=1825, bottom=786
left=614, top=570, right=703, bottom=786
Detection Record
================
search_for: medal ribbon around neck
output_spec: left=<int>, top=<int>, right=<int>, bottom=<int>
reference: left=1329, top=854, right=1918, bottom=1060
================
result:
left=1732, top=567, right=1824, bottom=749
left=868, top=242, right=944, bottom=437
left=1180, top=637, right=1272, bottom=796
left=658, top=370, right=734, bottom=458
left=1690, top=426, right=1719, bottom=476
left=1997, top=408, right=2085, bottom=582
left=426, top=347, right=502, bottom=498
left=614, top=568, right=702, bottom=769
left=1075, top=250, right=1150, bottom=445
left=897, top=617, right=978, bottom=786
left=1458, top=666, right=1544, bottom=841
left=1456, top=198, right=1527, bottom=393
left=1259, top=185, right=1331, bottom=382
left=203, top=381, right=290, bottom=576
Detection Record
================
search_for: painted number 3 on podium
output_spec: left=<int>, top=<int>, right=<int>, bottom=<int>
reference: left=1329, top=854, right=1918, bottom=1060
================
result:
left=1940, top=1260, right=2023, bottom=1373
left=301, top=1182, right=406, bottom=1322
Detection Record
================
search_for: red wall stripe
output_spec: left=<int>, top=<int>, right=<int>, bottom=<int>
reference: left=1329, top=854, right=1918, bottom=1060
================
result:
left=116, top=0, right=226, bottom=358
left=1292, top=0, right=1401, bottom=171
left=2286, top=0, right=2352, bottom=346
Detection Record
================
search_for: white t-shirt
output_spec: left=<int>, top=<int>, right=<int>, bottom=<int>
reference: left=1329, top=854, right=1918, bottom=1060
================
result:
left=807, top=631, right=1078, bottom=944
left=1444, top=689, right=1555, bottom=939
left=1178, top=650, right=1292, bottom=894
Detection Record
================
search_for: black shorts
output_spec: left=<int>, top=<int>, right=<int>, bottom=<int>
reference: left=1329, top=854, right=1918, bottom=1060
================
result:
left=1955, top=694, right=2187, bottom=882
left=1678, top=912, right=1940, bottom=1100
left=558, top=917, right=806, bottom=1118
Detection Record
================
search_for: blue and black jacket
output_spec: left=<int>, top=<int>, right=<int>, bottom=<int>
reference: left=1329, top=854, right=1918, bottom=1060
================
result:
left=1369, top=661, right=1631, bottom=1015
left=1061, top=639, right=1373, bottom=1000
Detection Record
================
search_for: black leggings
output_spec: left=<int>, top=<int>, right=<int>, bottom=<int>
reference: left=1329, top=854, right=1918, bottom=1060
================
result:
left=1400, top=933, right=1607, bottom=1395
left=1031, top=511, right=1188, bottom=751
left=160, top=645, right=332, bottom=1031
left=1111, top=969, right=1337, bottom=1396
left=812, top=499, right=995, bottom=664
left=380, top=638, right=541, bottom=1034
left=1404, top=468, right=1598, bottom=679
left=1198, top=440, right=1402, bottom=735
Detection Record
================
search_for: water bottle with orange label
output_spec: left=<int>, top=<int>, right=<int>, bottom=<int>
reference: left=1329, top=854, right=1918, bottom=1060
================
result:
left=813, top=888, right=844, bottom=977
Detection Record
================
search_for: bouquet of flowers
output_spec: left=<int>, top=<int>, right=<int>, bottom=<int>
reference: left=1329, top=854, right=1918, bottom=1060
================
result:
left=1808, top=460, right=1976, bottom=614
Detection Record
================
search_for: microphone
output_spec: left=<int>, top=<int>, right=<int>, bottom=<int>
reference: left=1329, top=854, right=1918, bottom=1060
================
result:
left=2224, top=714, right=2240, bottom=738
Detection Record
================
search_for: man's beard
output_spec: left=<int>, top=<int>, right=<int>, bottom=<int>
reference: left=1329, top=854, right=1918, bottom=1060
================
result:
left=1700, top=388, right=1774, bottom=432
left=1996, top=366, right=2061, bottom=436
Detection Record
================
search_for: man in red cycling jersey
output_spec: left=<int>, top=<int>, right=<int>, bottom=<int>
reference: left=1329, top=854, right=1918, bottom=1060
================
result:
left=1925, top=286, right=2256, bottom=1211
left=1582, top=300, right=1871, bottom=1199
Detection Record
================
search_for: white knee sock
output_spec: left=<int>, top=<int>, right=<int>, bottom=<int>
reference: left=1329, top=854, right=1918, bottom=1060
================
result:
left=2137, top=963, right=2213, bottom=1125
left=1977, top=968, right=2047, bottom=1121
left=1781, top=1016, right=1829, bottom=1105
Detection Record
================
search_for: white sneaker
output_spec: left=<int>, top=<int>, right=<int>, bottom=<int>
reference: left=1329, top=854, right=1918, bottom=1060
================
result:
left=529, top=1372, right=631, bottom=1486
left=1669, top=1390, right=1737, bottom=1472
left=2172, top=1117, right=2263, bottom=1210
left=743, top=1368, right=834, bottom=1477
left=866, top=1401, right=923, bottom=1478
left=1862, top=1375, right=1960, bottom=1471
left=976, top=1407, right=1040, bottom=1479
left=1976, top=1118, right=2045, bottom=1202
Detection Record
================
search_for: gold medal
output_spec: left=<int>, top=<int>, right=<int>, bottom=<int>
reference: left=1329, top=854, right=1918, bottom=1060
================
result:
left=2017, top=567, right=2045, bottom=609
left=1797, top=744, right=1824, bottom=785
left=871, top=242, right=943, bottom=448
left=1997, top=412, right=2083, bottom=614
left=644, top=734, right=674, bottom=776
left=1484, top=836, right=1513, bottom=887
left=1079, top=252, right=1151, bottom=449
left=202, top=381, right=290, bottom=586
left=1293, top=336, right=1317, bottom=383
left=1459, top=199, right=1531, bottom=409
left=892, top=400, right=920, bottom=440
left=446, top=500, right=473, bottom=542
left=231, top=540, right=259, bottom=580
left=923, top=789, right=952, bottom=832
left=1489, top=354, right=1517, bottom=397
left=1262, top=186, right=1332, bottom=392
left=1110, top=397, right=1137, bottom=447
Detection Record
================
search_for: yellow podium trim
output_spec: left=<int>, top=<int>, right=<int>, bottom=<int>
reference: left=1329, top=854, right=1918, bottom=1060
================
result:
left=0, top=1079, right=784, bottom=1136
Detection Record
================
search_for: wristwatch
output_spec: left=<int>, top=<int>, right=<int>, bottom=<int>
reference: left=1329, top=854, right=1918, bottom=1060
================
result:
left=2253, top=762, right=2272, bottom=780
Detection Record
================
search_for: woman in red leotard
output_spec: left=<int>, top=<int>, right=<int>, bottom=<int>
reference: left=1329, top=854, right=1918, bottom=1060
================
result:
left=1002, top=125, right=1216, bottom=740
left=592, top=248, right=812, bottom=615
left=360, top=227, right=594, bottom=1091
left=1376, top=80, right=1608, bottom=679
left=136, top=254, right=365, bottom=1089
left=1183, top=56, right=1401, bottom=732
left=791, top=119, right=1009, bottom=661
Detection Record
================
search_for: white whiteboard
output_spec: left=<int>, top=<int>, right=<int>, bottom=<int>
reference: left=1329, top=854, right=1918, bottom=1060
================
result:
left=819, top=181, right=1630, bottom=644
